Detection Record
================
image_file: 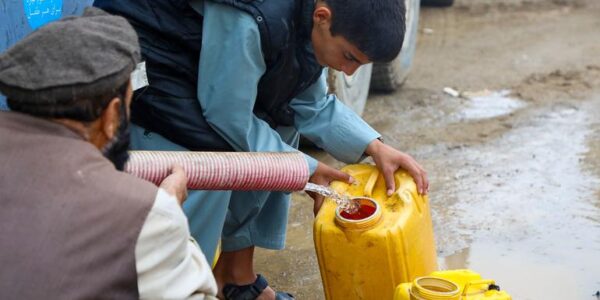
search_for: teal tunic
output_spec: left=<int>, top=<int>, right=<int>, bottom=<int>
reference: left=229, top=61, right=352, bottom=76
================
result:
left=131, top=0, right=380, bottom=264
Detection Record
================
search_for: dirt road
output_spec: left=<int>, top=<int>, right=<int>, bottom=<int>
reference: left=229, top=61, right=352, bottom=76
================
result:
left=256, top=1, right=600, bottom=299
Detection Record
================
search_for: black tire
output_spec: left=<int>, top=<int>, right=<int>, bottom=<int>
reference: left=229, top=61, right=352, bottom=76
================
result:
left=421, top=0, right=455, bottom=7
left=327, top=64, right=373, bottom=116
left=370, top=0, right=420, bottom=92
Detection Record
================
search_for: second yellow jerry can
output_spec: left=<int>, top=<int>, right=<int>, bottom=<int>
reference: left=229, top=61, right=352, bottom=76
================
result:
left=394, top=269, right=512, bottom=300
left=314, top=164, right=437, bottom=300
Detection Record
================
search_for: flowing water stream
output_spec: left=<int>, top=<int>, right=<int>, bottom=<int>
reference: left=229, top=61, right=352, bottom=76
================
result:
left=303, top=183, right=359, bottom=214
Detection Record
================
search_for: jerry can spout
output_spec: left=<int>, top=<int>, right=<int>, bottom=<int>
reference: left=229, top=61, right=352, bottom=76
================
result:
left=334, top=197, right=382, bottom=230
left=410, top=277, right=461, bottom=300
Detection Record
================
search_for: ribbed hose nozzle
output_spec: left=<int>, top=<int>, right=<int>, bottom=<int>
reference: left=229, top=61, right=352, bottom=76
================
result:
left=125, top=151, right=309, bottom=191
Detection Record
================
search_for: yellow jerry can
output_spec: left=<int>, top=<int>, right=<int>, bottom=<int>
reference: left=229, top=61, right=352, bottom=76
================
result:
left=314, top=164, right=437, bottom=300
left=394, top=269, right=512, bottom=300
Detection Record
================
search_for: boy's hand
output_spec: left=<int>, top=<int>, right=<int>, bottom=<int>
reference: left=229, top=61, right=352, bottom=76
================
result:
left=159, top=164, right=189, bottom=205
left=308, top=162, right=354, bottom=215
left=365, top=139, right=429, bottom=196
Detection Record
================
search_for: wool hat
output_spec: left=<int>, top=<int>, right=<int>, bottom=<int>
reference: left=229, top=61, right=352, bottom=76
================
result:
left=0, top=7, right=140, bottom=119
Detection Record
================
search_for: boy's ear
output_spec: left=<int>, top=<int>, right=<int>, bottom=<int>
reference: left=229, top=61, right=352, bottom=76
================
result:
left=313, top=5, right=332, bottom=25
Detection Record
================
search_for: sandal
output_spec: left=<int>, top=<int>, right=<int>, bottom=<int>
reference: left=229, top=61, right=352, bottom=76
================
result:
left=222, top=274, right=295, bottom=300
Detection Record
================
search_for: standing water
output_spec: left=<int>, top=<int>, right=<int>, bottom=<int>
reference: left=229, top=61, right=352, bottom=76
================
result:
left=304, top=183, right=359, bottom=214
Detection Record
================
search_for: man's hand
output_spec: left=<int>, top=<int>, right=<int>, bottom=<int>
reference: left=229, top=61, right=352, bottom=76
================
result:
left=159, top=164, right=189, bottom=205
left=365, top=139, right=429, bottom=196
left=308, top=162, right=354, bottom=215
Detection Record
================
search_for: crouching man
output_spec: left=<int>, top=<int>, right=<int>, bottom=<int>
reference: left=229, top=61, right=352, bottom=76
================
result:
left=0, top=8, right=217, bottom=299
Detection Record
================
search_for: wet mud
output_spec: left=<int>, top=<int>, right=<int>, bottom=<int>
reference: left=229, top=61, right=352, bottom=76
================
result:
left=255, top=1, right=600, bottom=299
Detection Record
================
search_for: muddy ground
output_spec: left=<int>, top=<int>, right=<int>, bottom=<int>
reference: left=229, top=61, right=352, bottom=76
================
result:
left=255, top=1, right=600, bottom=299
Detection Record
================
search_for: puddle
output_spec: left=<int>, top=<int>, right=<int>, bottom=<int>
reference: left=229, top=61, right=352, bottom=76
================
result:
left=456, top=89, right=526, bottom=120
left=434, top=96, right=600, bottom=299
left=441, top=242, right=596, bottom=300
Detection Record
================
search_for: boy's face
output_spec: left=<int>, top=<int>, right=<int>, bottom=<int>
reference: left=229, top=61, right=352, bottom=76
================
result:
left=311, top=4, right=370, bottom=75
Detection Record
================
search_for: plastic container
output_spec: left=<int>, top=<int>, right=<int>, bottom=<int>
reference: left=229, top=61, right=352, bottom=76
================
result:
left=314, top=164, right=437, bottom=300
left=394, top=269, right=512, bottom=300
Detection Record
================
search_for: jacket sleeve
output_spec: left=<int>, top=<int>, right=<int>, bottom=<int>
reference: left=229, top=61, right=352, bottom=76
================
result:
left=197, top=1, right=318, bottom=174
left=135, top=189, right=218, bottom=299
left=290, top=69, right=381, bottom=163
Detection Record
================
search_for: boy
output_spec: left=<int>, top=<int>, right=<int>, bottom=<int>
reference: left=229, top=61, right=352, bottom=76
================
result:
left=94, top=1, right=428, bottom=298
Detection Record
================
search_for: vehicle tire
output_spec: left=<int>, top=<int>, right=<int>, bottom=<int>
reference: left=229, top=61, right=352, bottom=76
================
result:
left=328, top=63, right=373, bottom=116
left=370, top=0, right=420, bottom=92
left=421, top=0, right=454, bottom=7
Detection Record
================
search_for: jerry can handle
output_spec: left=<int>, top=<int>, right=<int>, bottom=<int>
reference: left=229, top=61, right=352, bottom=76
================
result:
left=364, top=168, right=379, bottom=197
left=462, top=279, right=496, bottom=296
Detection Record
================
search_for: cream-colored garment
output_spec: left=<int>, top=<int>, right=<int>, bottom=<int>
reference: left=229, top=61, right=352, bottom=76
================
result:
left=136, top=189, right=218, bottom=299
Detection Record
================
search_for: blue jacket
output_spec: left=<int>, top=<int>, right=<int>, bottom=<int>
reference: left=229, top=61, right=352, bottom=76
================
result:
left=94, top=0, right=323, bottom=151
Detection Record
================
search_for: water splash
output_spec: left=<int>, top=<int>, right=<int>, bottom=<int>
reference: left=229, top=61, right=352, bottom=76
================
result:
left=304, top=183, right=359, bottom=214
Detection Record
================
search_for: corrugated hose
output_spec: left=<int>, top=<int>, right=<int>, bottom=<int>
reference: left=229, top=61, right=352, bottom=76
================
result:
left=125, top=151, right=309, bottom=191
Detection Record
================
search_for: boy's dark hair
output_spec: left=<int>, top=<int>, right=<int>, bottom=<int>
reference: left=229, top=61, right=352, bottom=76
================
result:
left=324, top=0, right=406, bottom=63
left=8, top=81, right=130, bottom=123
